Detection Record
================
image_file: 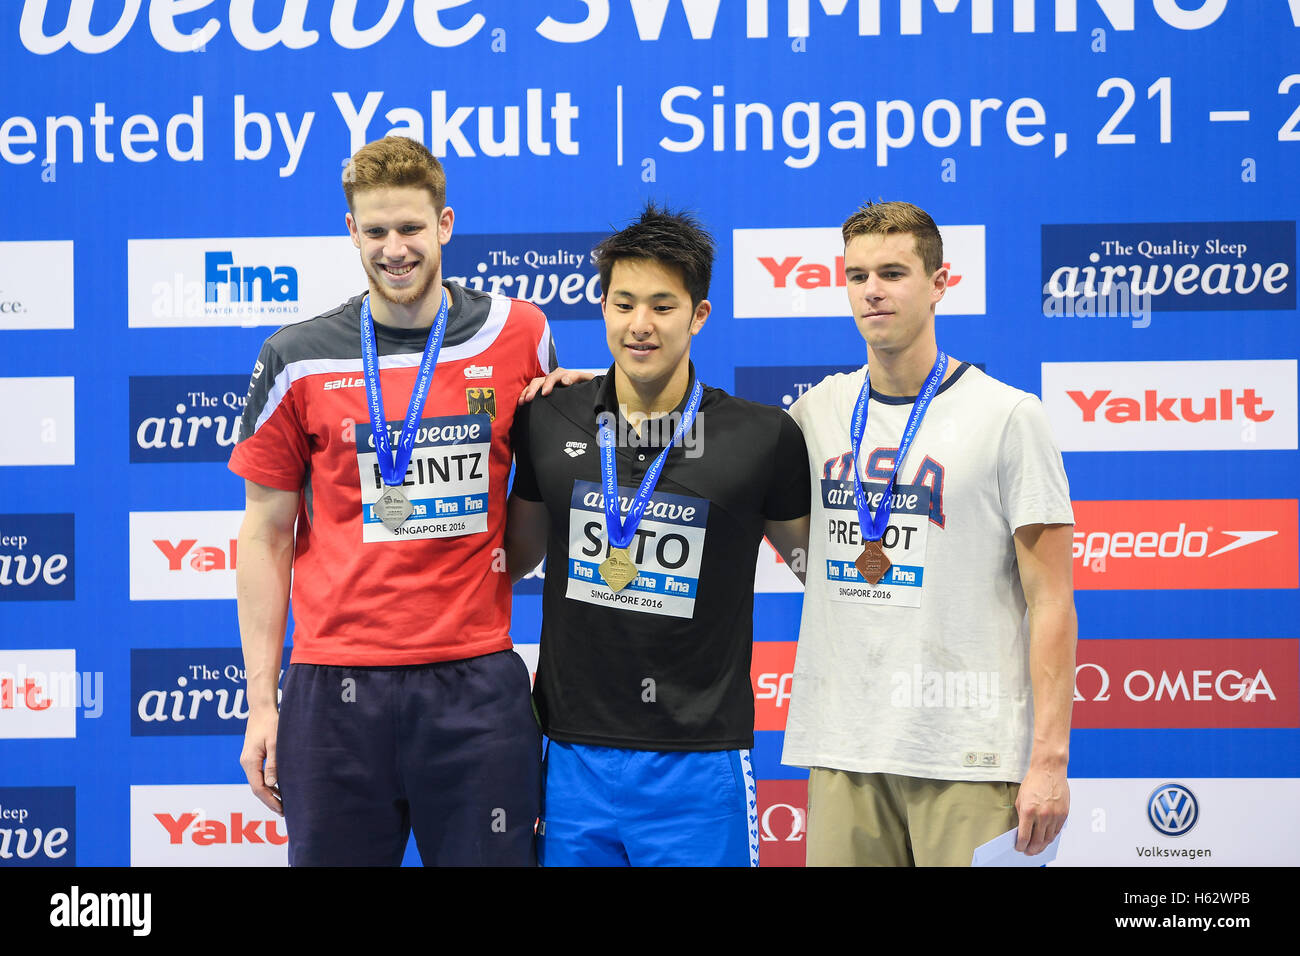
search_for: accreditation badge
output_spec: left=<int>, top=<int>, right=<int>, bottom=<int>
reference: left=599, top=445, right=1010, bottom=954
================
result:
left=566, top=480, right=709, bottom=620
left=355, top=413, right=493, bottom=542
left=822, top=479, right=931, bottom=607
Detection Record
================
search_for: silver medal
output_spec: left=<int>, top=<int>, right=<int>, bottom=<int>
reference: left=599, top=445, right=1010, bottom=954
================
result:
left=374, top=485, right=414, bottom=531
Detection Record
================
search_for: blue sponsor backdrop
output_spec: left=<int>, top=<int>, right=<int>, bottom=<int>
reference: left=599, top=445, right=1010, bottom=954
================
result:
left=1, top=2, right=1297, bottom=865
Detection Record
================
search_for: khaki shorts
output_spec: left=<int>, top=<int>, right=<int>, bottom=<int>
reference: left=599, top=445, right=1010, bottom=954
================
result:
left=806, top=768, right=1020, bottom=866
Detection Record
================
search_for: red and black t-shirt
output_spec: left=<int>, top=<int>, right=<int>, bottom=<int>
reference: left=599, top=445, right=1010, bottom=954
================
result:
left=230, top=283, right=555, bottom=666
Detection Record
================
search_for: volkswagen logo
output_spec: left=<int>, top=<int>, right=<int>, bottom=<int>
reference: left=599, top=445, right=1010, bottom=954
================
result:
left=1147, top=783, right=1199, bottom=837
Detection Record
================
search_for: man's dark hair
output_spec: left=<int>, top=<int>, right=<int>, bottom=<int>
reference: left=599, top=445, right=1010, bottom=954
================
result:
left=593, top=202, right=715, bottom=308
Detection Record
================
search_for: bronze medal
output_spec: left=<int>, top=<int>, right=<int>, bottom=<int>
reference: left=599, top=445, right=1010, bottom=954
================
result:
left=598, top=547, right=639, bottom=592
left=855, top=539, right=891, bottom=586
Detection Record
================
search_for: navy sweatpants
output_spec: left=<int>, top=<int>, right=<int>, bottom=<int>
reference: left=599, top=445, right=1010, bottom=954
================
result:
left=276, top=649, right=541, bottom=866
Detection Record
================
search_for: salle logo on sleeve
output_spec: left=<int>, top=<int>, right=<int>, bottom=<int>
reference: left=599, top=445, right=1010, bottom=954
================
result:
left=565, top=480, right=708, bottom=619
left=1073, top=639, right=1297, bottom=729
left=129, top=511, right=243, bottom=601
left=0, top=787, right=75, bottom=866
left=1042, top=360, right=1297, bottom=451
left=129, top=785, right=288, bottom=866
left=1071, top=500, right=1298, bottom=590
left=731, top=225, right=985, bottom=318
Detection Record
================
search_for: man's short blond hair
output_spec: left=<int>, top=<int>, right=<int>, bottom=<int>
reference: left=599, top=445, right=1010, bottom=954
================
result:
left=342, top=137, right=446, bottom=212
left=841, top=201, right=943, bottom=275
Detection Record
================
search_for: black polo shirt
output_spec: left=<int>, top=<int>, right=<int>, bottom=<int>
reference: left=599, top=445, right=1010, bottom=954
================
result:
left=511, top=364, right=810, bottom=751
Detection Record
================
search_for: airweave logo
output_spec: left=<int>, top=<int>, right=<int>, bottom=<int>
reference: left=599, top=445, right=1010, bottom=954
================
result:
left=131, top=648, right=290, bottom=736
left=1042, top=221, right=1295, bottom=313
left=443, top=232, right=604, bottom=321
left=0, top=786, right=75, bottom=866
left=1042, top=360, right=1298, bottom=451
left=732, top=225, right=985, bottom=318
left=1, top=513, right=73, bottom=601
left=129, top=376, right=248, bottom=462
left=128, top=236, right=359, bottom=328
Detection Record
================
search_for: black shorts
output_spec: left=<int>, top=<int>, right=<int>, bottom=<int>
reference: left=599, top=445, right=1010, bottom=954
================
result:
left=276, top=649, right=541, bottom=866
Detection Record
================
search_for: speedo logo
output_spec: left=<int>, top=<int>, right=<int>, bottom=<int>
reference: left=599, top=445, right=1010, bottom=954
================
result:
left=323, top=376, right=365, bottom=391
left=1071, top=499, right=1298, bottom=591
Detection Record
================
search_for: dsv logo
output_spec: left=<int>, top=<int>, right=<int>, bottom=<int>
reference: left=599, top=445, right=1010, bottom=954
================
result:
left=1147, top=784, right=1199, bottom=837
left=760, top=803, right=806, bottom=843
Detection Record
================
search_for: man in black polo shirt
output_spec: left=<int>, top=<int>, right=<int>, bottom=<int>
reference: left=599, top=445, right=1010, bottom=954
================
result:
left=506, top=204, right=811, bottom=866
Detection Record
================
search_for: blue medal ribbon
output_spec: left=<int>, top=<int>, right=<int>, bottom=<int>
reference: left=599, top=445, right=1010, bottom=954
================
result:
left=597, top=379, right=704, bottom=551
left=849, top=352, right=948, bottom=542
left=359, top=290, right=450, bottom=488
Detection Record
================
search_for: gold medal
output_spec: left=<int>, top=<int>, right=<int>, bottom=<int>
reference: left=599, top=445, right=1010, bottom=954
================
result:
left=598, top=547, right=639, bottom=592
left=854, top=539, right=891, bottom=586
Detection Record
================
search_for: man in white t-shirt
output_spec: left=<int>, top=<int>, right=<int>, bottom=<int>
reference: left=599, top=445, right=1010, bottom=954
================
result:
left=781, top=200, right=1077, bottom=866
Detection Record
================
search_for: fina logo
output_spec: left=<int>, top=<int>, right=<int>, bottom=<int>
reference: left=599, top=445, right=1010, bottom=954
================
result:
left=1147, top=783, right=1199, bottom=837
left=204, top=252, right=298, bottom=303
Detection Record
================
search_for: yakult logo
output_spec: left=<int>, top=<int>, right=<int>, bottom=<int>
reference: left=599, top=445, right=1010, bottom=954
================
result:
left=0, top=650, right=98, bottom=738
left=1072, top=639, right=1298, bottom=729
left=130, top=511, right=244, bottom=600
left=732, top=225, right=985, bottom=319
left=130, top=785, right=288, bottom=866
left=1071, top=500, right=1297, bottom=591
left=1042, top=360, right=1298, bottom=451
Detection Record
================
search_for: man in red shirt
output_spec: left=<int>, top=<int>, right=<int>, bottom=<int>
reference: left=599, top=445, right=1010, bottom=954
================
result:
left=231, top=136, right=576, bottom=865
